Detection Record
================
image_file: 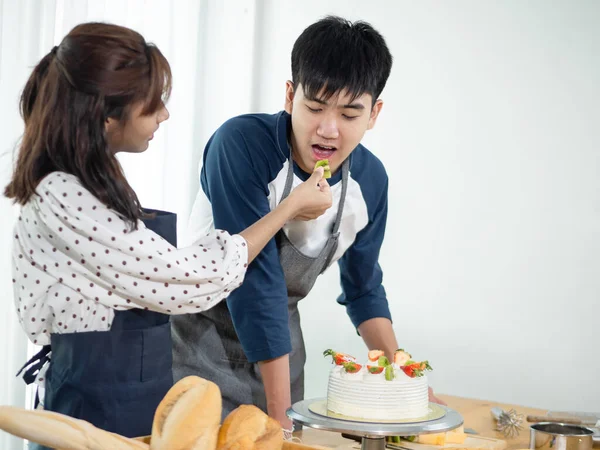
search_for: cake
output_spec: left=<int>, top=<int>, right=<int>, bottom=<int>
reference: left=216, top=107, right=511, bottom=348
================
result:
left=324, top=348, right=432, bottom=420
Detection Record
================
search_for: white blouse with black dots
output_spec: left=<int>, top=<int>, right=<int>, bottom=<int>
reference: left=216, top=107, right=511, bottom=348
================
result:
left=12, top=171, right=248, bottom=348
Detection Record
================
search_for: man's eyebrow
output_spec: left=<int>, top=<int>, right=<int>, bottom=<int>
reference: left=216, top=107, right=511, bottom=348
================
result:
left=305, top=95, right=366, bottom=110
left=340, top=103, right=365, bottom=110
left=305, top=95, right=328, bottom=105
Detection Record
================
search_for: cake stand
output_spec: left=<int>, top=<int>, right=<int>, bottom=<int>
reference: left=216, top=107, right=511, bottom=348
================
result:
left=287, top=398, right=463, bottom=450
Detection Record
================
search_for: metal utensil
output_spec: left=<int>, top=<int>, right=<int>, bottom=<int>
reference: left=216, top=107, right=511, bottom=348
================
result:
left=491, top=407, right=524, bottom=438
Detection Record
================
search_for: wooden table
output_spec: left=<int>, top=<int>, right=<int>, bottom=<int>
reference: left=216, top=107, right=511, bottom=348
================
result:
left=294, top=394, right=599, bottom=450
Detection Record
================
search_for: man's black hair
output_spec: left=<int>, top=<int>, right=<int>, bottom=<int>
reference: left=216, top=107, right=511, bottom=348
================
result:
left=291, top=15, right=393, bottom=105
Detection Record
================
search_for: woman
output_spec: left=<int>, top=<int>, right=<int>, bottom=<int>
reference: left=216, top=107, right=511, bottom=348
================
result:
left=5, top=22, right=331, bottom=440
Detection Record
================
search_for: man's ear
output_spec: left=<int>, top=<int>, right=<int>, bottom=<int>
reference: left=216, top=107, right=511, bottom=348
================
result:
left=367, top=99, right=384, bottom=130
left=284, top=80, right=295, bottom=114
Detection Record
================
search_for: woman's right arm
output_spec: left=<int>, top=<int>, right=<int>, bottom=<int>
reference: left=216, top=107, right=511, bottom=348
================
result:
left=27, top=171, right=329, bottom=315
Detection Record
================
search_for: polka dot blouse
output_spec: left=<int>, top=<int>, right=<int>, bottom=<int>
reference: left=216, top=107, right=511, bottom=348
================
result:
left=11, top=171, right=249, bottom=346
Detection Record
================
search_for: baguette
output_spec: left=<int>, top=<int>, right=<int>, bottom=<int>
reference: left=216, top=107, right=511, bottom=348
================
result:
left=217, top=405, right=283, bottom=450
left=150, top=376, right=222, bottom=450
left=0, top=405, right=149, bottom=450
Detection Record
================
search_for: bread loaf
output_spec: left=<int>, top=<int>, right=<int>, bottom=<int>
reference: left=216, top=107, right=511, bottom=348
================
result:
left=150, top=375, right=222, bottom=450
left=217, top=405, right=283, bottom=450
left=0, top=405, right=149, bottom=450
left=0, top=375, right=290, bottom=450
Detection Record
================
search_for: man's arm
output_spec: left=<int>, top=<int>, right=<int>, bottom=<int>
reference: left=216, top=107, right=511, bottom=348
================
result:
left=337, top=168, right=392, bottom=335
left=339, top=163, right=445, bottom=405
left=200, top=118, right=295, bottom=425
left=258, top=356, right=292, bottom=429
left=357, top=317, right=398, bottom=359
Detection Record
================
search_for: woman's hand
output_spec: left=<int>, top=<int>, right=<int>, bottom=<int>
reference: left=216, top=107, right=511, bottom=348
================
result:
left=285, top=167, right=332, bottom=221
left=239, top=167, right=332, bottom=264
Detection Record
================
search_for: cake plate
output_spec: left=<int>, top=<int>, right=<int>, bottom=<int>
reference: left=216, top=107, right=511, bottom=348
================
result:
left=287, top=398, right=463, bottom=450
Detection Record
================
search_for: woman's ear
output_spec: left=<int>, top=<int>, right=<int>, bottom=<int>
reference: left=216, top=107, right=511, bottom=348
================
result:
left=104, top=117, right=122, bottom=152
left=105, top=117, right=117, bottom=134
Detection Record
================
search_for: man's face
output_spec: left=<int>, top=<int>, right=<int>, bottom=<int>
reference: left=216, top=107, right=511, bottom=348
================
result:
left=285, top=82, right=383, bottom=175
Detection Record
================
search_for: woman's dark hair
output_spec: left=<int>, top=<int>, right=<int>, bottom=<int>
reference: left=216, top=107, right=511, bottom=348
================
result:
left=4, top=22, right=172, bottom=229
left=291, top=15, right=393, bottom=105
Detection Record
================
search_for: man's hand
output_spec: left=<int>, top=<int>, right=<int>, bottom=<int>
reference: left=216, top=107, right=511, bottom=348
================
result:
left=428, top=386, right=447, bottom=405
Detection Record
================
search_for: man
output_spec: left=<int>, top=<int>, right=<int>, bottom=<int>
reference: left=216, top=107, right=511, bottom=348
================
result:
left=172, top=15, right=443, bottom=432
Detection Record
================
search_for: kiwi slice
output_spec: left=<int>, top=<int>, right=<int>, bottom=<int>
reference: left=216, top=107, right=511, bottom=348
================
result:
left=314, top=159, right=332, bottom=179
left=385, top=364, right=395, bottom=381
left=377, top=355, right=390, bottom=367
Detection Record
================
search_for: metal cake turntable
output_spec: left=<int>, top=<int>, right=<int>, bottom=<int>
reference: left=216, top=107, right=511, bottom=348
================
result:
left=287, top=398, right=463, bottom=450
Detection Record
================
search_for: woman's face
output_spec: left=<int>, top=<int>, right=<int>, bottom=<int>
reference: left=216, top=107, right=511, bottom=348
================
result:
left=105, top=101, right=170, bottom=154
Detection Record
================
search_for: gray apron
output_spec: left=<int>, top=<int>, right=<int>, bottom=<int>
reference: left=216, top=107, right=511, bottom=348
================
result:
left=172, top=156, right=349, bottom=420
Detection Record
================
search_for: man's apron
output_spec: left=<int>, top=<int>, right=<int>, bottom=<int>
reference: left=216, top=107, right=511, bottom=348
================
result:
left=172, top=157, right=349, bottom=419
left=17, top=209, right=176, bottom=440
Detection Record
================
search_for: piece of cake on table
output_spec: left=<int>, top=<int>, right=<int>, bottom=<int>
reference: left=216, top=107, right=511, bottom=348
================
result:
left=323, top=348, right=432, bottom=421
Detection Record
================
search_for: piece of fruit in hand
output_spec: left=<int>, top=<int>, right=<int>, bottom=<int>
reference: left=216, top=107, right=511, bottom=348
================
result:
left=314, top=159, right=332, bottom=179
left=323, top=349, right=356, bottom=365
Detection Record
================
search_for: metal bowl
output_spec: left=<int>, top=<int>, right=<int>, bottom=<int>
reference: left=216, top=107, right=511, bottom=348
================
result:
left=530, top=422, right=593, bottom=450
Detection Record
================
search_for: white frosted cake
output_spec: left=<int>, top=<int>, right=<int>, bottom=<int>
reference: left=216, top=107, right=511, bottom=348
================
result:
left=324, top=349, right=431, bottom=420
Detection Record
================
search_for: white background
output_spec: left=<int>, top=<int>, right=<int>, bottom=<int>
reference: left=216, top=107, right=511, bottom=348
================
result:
left=1, top=1, right=598, bottom=447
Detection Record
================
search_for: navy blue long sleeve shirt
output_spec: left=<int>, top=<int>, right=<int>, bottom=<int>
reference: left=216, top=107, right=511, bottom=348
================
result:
left=187, top=111, right=391, bottom=362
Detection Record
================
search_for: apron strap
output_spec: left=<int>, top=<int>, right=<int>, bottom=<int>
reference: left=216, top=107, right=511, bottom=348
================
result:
left=16, top=345, right=51, bottom=385
left=320, top=159, right=349, bottom=271
left=16, top=344, right=51, bottom=408
left=280, top=148, right=296, bottom=202
left=330, top=159, right=349, bottom=235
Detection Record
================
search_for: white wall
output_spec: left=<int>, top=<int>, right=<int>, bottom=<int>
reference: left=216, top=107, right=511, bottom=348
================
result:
left=253, top=0, right=599, bottom=411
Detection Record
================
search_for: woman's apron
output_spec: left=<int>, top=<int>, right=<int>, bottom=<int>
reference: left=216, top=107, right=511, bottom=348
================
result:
left=172, top=157, right=349, bottom=419
left=17, top=209, right=176, bottom=440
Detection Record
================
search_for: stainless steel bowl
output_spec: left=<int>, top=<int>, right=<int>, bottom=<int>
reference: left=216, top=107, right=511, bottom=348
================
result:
left=530, top=422, right=593, bottom=450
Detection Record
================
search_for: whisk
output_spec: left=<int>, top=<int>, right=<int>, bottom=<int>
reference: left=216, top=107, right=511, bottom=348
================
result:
left=491, top=407, right=524, bottom=438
